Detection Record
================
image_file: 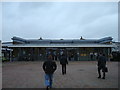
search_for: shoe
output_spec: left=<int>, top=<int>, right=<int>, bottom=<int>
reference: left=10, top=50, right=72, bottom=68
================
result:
left=97, top=76, right=101, bottom=78
left=46, top=86, right=49, bottom=90
left=102, top=77, right=105, bottom=79
left=49, top=86, right=52, bottom=88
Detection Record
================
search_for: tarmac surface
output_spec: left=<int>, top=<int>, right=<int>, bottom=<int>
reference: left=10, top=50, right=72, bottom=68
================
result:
left=2, top=61, right=118, bottom=88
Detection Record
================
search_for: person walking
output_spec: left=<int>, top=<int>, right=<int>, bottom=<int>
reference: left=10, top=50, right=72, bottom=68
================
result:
left=97, top=53, right=107, bottom=79
left=43, top=55, right=57, bottom=89
left=90, top=52, right=94, bottom=60
left=60, top=54, right=68, bottom=75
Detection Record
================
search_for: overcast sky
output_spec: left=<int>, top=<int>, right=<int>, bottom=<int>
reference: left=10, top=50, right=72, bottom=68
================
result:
left=1, top=2, right=118, bottom=42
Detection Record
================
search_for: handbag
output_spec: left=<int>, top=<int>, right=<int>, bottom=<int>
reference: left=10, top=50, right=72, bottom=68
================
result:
left=105, top=67, right=108, bottom=72
left=102, top=67, right=108, bottom=72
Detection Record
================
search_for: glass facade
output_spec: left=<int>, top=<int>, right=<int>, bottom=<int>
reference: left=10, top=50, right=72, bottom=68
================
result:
left=11, top=47, right=111, bottom=61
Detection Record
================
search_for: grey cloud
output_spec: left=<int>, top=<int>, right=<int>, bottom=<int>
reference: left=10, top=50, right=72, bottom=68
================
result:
left=82, top=14, right=118, bottom=41
left=0, top=2, right=2, bottom=40
left=2, top=2, right=118, bottom=42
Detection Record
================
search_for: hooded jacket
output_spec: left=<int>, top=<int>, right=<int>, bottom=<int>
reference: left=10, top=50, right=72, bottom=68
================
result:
left=43, top=60, right=57, bottom=74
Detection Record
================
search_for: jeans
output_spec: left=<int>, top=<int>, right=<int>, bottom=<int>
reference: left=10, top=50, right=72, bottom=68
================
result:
left=45, top=74, right=53, bottom=88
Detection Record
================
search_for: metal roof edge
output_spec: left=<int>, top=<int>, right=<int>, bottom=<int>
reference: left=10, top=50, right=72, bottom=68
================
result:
left=7, top=44, right=114, bottom=48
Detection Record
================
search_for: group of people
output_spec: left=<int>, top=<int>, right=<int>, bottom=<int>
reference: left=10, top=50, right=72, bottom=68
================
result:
left=42, top=53, right=108, bottom=89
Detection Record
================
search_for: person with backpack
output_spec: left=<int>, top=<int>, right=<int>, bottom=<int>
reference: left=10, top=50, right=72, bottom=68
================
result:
left=43, top=55, right=57, bottom=89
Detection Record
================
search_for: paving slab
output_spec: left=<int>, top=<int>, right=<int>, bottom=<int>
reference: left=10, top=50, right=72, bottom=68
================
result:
left=2, top=61, right=118, bottom=88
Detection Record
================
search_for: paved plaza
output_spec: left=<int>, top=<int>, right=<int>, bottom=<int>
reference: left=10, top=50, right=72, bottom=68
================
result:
left=2, top=61, right=118, bottom=88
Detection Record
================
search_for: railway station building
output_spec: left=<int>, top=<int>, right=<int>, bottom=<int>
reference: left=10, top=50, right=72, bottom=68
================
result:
left=2, top=36, right=113, bottom=61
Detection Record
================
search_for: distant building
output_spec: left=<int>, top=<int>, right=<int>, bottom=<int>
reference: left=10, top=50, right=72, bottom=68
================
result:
left=2, top=36, right=114, bottom=61
left=111, top=42, right=120, bottom=61
left=112, top=42, right=120, bottom=52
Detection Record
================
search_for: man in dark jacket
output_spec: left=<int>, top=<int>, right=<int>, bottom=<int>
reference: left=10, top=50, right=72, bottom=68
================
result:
left=97, top=53, right=107, bottom=79
left=60, top=54, right=68, bottom=75
left=43, top=55, right=57, bottom=88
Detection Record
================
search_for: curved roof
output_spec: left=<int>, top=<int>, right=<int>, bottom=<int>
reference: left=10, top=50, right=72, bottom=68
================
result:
left=11, top=36, right=113, bottom=44
left=0, top=36, right=112, bottom=48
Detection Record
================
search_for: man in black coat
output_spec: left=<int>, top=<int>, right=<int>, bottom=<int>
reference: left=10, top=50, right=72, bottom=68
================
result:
left=43, top=55, right=57, bottom=88
left=97, top=53, right=107, bottom=79
left=60, top=54, right=68, bottom=75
